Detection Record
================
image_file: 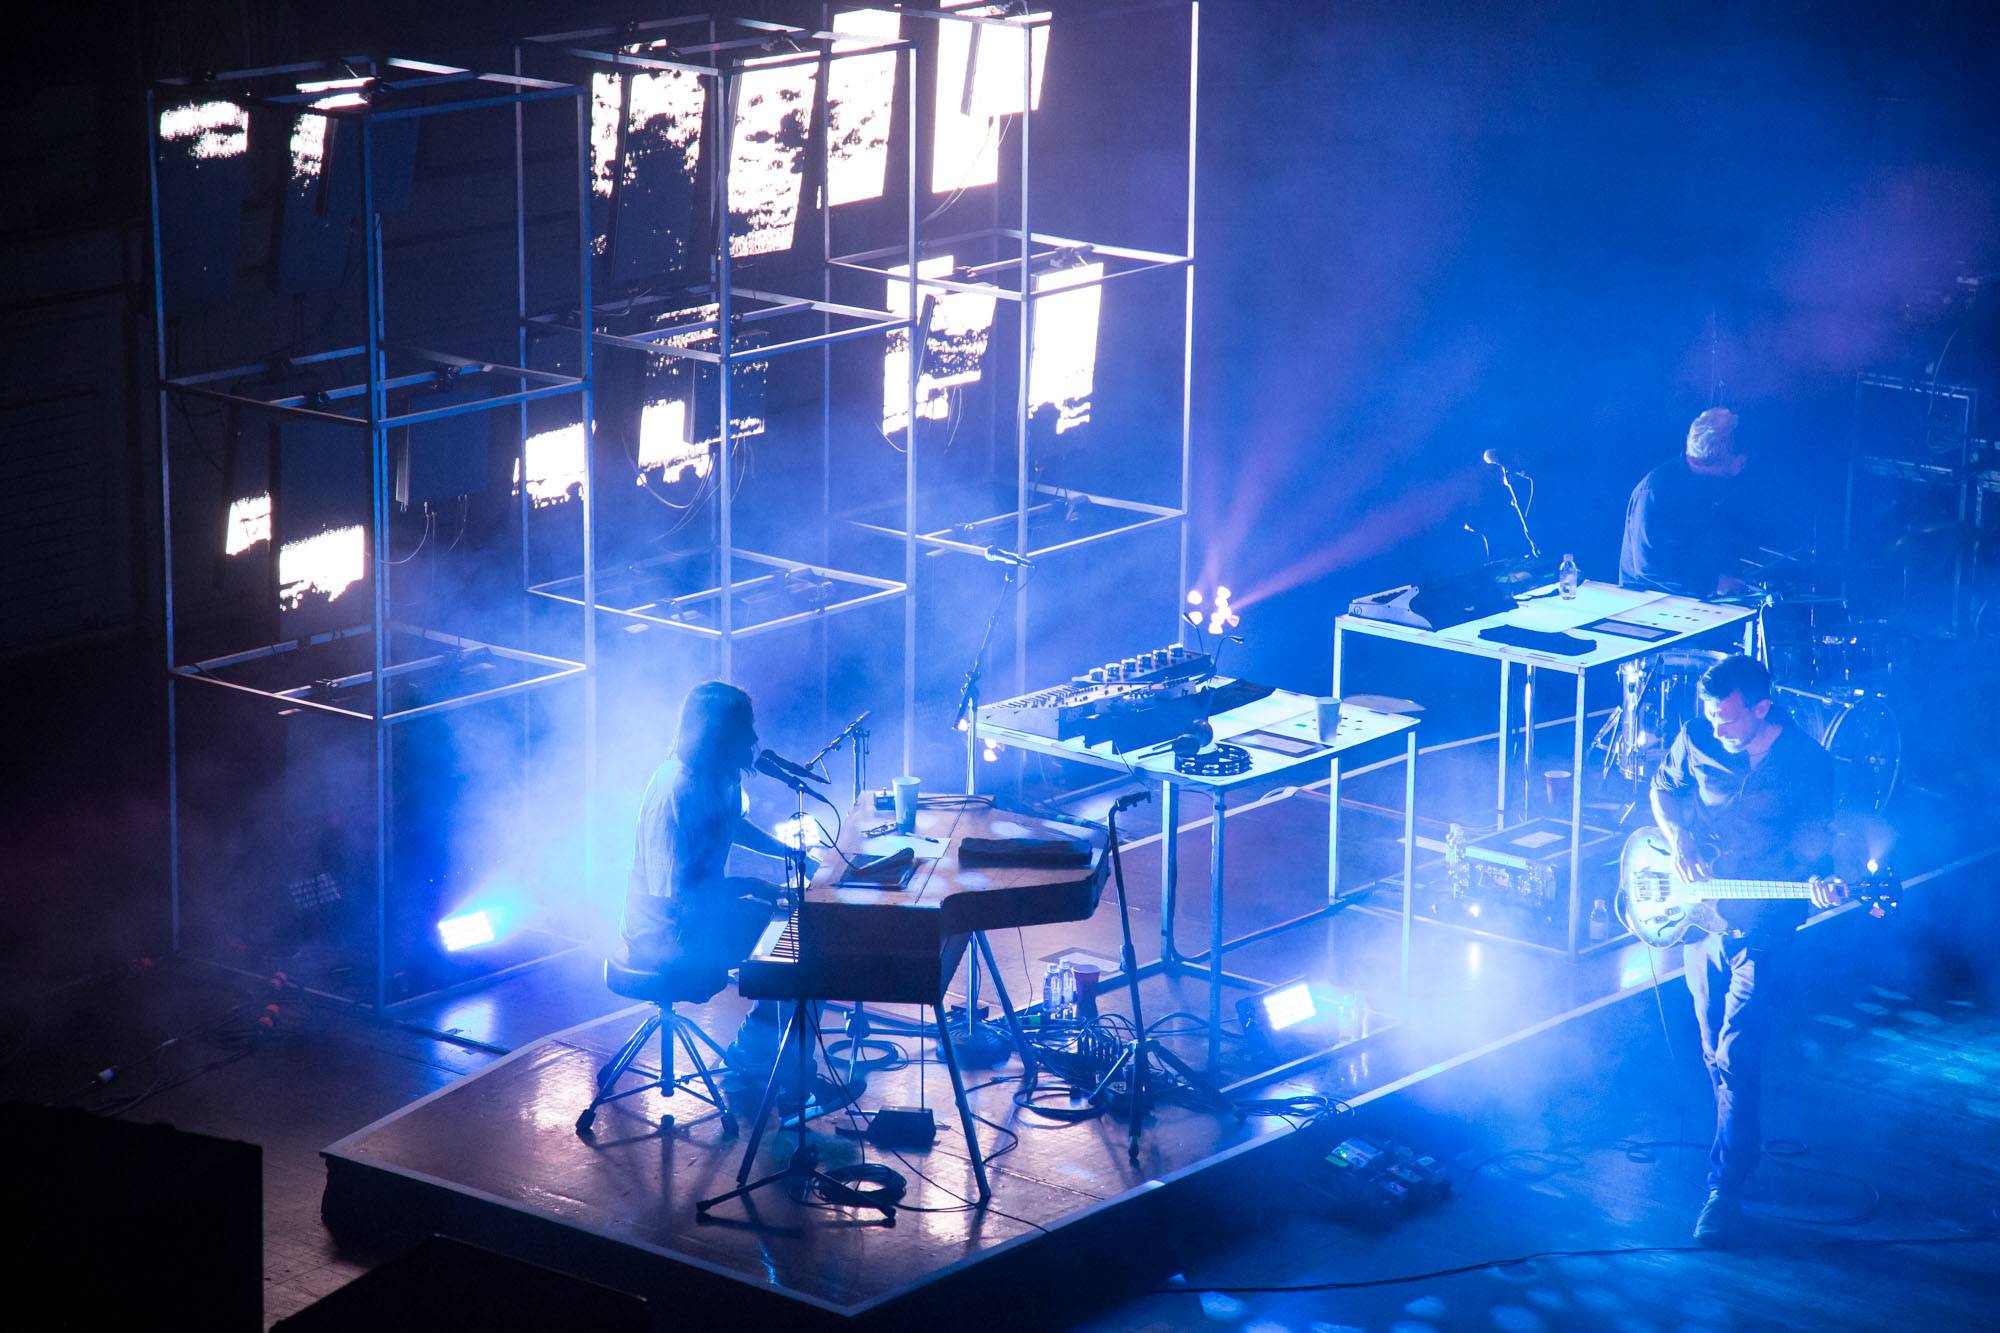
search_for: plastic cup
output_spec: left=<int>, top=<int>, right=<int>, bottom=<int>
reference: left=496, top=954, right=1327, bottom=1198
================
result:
left=1314, top=696, right=1344, bottom=742
left=892, top=776, right=921, bottom=833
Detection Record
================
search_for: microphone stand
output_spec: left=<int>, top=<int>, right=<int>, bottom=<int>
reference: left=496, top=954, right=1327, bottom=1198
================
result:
left=805, top=711, right=875, bottom=1083
left=948, top=563, right=1021, bottom=1064
left=1495, top=464, right=1541, bottom=561
left=1086, top=791, right=1231, bottom=1164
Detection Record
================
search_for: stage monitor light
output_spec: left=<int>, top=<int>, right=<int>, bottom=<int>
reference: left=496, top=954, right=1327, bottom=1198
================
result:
left=728, top=55, right=819, bottom=257
left=826, top=9, right=902, bottom=207
left=437, top=909, right=497, bottom=952
left=277, top=524, right=366, bottom=613
left=882, top=254, right=997, bottom=435
left=590, top=57, right=705, bottom=282
left=225, top=494, right=271, bottom=555
left=964, top=11, right=1050, bottom=117
left=1028, top=261, right=1102, bottom=435
left=1237, top=978, right=1365, bottom=1048
left=514, top=423, right=588, bottom=508
left=651, top=304, right=770, bottom=447
left=276, top=78, right=419, bottom=293
left=636, top=396, right=710, bottom=485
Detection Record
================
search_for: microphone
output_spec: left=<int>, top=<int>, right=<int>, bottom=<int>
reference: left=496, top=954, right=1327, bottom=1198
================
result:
left=982, top=545, right=1035, bottom=568
left=757, top=749, right=828, bottom=788
left=1481, top=446, right=1533, bottom=476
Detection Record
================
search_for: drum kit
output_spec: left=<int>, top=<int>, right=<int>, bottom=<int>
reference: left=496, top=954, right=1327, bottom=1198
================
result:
left=1597, top=552, right=1906, bottom=815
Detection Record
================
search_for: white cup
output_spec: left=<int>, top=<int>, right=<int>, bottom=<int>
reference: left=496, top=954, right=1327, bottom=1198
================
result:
left=1314, top=696, right=1344, bottom=742
left=892, top=775, right=921, bottom=832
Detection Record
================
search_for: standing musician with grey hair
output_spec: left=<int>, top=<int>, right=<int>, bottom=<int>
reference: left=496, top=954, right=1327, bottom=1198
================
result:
left=1618, top=407, right=1755, bottom=597
left=622, top=679, right=824, bottom=1086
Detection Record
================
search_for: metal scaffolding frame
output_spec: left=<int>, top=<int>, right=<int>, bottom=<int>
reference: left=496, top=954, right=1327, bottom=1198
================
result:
left=149, top=56, right=597, bottom=1009
left=519, top=13, right=922, bottom=766
left=832, top=2, right=1199, bottom=694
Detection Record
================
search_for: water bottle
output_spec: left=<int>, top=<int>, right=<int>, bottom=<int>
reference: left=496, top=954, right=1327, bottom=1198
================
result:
left=1589, top=898, right=1610, bottom=943
left=1558, top=553, right=1580, bottom=600
left=1058, top=961, right=1077, bottom=1022
left=1042, top=962, right=1063, bottom=1022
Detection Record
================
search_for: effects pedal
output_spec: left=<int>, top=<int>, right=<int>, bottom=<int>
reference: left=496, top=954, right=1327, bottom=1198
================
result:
left=1316, top=1135, right=1452, bottom=1227
left=867, top=1106, right=937, bottom=1150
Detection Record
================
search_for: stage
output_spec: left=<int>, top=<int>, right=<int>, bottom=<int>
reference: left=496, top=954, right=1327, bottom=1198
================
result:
left=318, top=721, right=1998, bottom=1327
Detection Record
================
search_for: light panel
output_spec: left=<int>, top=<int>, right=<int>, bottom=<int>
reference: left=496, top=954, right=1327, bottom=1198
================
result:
left=882, top=255, right=998, bottom=435
left=437, top=909, right=496, bottom=952
left=225, top=494, right=271, bottom=555
left=1029, top=261, right=1102, bottom=435
left=826, top=9, right=903, bottom=207
left=515, top=423, right=588, bottom=508
left=728, top=56, right=819, bottom=257
left=277, top=524, right=365, bottom=612
left=158, top=100, right=250, bottom=160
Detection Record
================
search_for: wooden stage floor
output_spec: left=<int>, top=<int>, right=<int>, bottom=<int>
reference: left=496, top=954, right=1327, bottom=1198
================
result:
left=320, top=745, right=1996, bottom=1326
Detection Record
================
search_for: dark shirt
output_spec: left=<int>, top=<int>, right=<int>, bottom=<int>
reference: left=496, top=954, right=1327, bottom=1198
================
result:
left=1618, top=456, right=1747, bottom=597
left=1652, top=709, right=1836, bottom=939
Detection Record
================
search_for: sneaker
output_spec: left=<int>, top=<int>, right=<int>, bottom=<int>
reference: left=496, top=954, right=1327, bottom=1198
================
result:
left=1692, top=1188, right=1742, bottom=1246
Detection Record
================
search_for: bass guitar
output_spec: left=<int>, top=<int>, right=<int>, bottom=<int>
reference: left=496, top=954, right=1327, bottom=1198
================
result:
left=1616, top=828, right=1900, bottom=948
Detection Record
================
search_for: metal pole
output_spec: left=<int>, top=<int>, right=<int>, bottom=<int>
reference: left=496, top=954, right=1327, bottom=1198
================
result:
left=1495, top=658, right=1511, bottom=828
left=1401, top=729, right=1416, bottom=1014
left=717, top=70, right=735, bottom=683
left=1521, top=664, right=1536, bottom=813
left=1013, top=19, right=1032, bottom=696
left=363, top=117, right=392, bottom=1009
left=903, top=43, right=920, bottom=775
left=1206, top=788, right=1226, bottom=1073
left=576, top=88, right=598, bottom=896
left=1159, top=780, right=1180, bottom=963
left=146, top=89, right=182, bottom=953
left=1177, top=1, right=1199, bottom=645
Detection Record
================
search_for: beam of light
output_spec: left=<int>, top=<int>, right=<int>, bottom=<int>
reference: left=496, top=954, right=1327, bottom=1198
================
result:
left=158, top=100, right=249, bottom=160
left=277, top=524, right=365, bottom=611
left=1230, top=478, right=1480, bottom=611
left=729, top=55, right=818, bottom=258
left=225, top=493, right=271, bottom=555
left=1029, top=261, right=1102, bottom=435
left=514, top=423, right=587, bottom=508
left=882, top=254, right=998, bottom=434
left=437, top=908, right=497, bottom=952
left=826, top=9, right=902, bottom=207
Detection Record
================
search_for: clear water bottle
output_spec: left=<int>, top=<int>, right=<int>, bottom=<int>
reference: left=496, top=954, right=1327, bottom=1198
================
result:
left=1589, top=898, right=1610, bottom=943
left=1058, top=961, right=1077, bottom=1022
left=1558, top=553, right=1580, bottom=600
left=1042, top=962, right=1063, bottom=1021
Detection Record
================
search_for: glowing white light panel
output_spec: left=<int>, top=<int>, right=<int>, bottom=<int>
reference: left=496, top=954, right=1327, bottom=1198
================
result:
left=514, top=423, right=588, bottom=508
left=636, top=396, right=710, bottom=483
left=930, top=7, right=1049, bottom=194
left=225, top=494, right=271, bottom=555
left=882, top=256, right=999, bottom=434
left=159, top=100, right=250, bottom=160
left=728, top=56, right=819, bottom=257
left=826, top=9, right=902, bottom=207
left=655, top=304, right=767, bottom=445
left=1029, top=261, right=1102, bottom=434
left=287, top=79, right=370, bottom=186
left=588, top=60, right=705, bottom=262
left=278, top=524, right=365, bottom=611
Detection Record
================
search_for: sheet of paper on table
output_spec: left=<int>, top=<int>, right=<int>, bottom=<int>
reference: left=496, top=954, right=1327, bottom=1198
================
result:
left=858, top=833, right=949, bottom=860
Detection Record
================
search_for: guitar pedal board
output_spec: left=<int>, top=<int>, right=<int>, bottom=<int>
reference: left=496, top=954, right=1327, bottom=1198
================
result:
left=1315, top=1135, right=1453, bottom=1228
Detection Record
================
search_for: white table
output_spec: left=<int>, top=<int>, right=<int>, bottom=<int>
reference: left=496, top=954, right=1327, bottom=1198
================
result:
left=979, top=684, right=1419, bottom=1072
left=1334, top=579, right=1753, bottom=955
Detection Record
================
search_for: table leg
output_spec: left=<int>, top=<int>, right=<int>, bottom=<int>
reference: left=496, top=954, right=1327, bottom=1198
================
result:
left=1522, top=664, right=1537, bottom=813
left=1160, top=781, right=1182, bottom=965
left=1496, top=658, right=1512, bottom=828
left=1401, top=730, right=1416, bottom=1016
left=1208, top=789, right=1227, bottom=1074
left=1327, top=754, right=1342, bottom=905
left=1567, top=670, right=1587, bottom=956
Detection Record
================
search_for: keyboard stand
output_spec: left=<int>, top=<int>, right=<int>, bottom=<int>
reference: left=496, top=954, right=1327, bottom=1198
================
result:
left=698, top=995, right=992, bottom=1215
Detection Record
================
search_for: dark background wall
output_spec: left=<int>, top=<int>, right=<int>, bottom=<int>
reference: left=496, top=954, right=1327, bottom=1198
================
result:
left=2, top=0, right=1993, bottom=983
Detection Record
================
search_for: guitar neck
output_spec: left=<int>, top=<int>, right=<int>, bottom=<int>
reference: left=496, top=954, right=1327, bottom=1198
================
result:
left=1695, top=877, right=1814, bottom=900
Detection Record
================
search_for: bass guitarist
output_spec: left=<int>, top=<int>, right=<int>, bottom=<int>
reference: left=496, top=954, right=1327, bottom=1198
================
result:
left=1649, top=653, right=1844, bottom=1245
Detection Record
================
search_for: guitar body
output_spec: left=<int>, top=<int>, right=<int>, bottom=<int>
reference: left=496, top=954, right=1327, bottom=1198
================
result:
left=1617, top=829, right=1729, bottom=948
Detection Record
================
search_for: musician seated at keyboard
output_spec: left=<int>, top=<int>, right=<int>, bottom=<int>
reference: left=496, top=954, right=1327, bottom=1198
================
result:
left=620, top=680, right=820, bottom=1085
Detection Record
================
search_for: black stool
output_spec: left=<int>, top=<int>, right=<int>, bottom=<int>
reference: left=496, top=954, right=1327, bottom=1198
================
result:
left=575, top=957, right=738, bottom=1138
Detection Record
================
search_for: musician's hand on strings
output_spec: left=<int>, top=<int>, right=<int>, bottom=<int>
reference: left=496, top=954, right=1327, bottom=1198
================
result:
left=1808, top=875, right=1848, bottom=910
left=1669, top=830, right=1709, bottom=884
